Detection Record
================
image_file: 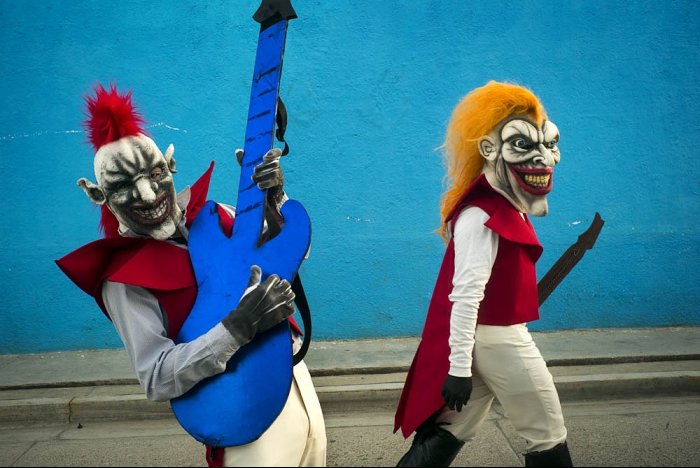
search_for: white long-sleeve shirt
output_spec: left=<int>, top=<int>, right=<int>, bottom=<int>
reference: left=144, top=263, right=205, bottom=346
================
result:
left=447, top=206, right=499, bottom=378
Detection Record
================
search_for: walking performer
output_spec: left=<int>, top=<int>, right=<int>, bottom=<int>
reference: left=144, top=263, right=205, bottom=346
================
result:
left=394, top=81, right=574, bottom=467
left=56, top=83, right=326, bottom=467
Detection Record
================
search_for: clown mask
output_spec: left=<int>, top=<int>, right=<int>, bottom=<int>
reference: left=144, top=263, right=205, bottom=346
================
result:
left=78, top=134, right=182, bottom=240
left=478, top=115, right=560, bottom=216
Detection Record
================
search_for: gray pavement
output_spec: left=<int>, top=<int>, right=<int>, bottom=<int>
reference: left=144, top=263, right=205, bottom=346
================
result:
left=1, top=326, right=699, bottom=466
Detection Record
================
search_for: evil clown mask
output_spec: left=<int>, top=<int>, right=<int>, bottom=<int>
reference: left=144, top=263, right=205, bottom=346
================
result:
left=479, top=115, right=560, bottom=216
left=78, top=135, right=183, bottom=240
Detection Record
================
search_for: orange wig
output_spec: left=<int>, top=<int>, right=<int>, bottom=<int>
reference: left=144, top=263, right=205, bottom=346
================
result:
left=438, top=81, right=548, bottom=241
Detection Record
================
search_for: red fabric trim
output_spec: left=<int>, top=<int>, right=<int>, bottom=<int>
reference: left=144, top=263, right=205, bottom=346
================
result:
left=57, top=164, right=216, bottom=338
left=394, top=175, right=543, bottom=438
left=205, top=445, right=225, bottom=467
left=447, top=175, right=542, bottom=250
left=55, top=237, right=197, bottom=338
left=185, top=162, right=215, bottom=228
left=57, top=163, right=216, bottom=295
left=57, top=162, right=303, bottom=338
left=215, top=204, right=234, bottom=237
left=99, top=205, right=121, bottom=239
left=394, top=240, right=455, bottom=437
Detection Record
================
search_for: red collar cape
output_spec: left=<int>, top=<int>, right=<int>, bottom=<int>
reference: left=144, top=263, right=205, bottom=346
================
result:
left=55, top=162, right=225, bottom=336
left=56, top=163, right=302, bottom=339
left=393, top=174, right=542, bottom=438
left=444, top=174, right=542, bottom=252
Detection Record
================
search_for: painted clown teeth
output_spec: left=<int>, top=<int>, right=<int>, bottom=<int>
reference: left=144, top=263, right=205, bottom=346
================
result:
left=522, top=173, right=551, bottom=188
left=134, top=199, right=168, bottom=220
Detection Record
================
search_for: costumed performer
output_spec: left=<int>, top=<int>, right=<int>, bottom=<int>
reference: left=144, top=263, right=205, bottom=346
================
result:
left=393, top=81, right=573, bottom=467
left=56, top=84, right=327, bottom=467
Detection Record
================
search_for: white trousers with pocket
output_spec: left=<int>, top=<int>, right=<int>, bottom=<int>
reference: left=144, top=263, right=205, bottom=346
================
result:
left=436, top=324, right=567, bottom=453
left=223, top=358, right=327, bottom=467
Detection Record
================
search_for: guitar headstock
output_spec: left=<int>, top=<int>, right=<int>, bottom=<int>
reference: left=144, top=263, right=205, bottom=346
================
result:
left=254, top=0, right=297, bottom=30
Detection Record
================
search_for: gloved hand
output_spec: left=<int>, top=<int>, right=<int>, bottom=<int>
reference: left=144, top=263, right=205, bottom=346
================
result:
left=221, top=265, right=295, bottom=347
left=236, top=148, right=286, bottom=237
left=235, top=147, right=285, bottom=198
left=441, top=374, right=473, bottom=412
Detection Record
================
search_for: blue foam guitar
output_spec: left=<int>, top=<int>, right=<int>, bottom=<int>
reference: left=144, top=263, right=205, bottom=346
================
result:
left=171, top=0, right=310, bottom=447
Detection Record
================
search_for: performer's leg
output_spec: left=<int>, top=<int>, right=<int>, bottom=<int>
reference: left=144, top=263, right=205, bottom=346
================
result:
left=293, top=359, right=327, bottom=467
left=475, top=324, right=571, bottom=465
left=223, top=376, right=310, bottom=467
left=395, top=414, right=465, bottom=468
left=525, top=441, right=573, bottom=467
left=434, top=371, right=495, bottom=443
left=396, top=374, right=495, bottom=467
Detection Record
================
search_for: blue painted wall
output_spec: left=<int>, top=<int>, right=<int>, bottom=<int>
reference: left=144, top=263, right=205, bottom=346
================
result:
left=1, top=1, right=698, bottom=354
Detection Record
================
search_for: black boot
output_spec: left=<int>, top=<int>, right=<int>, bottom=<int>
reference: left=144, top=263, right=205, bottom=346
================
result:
left=525, top=441, right=573, bottom=467
left=396, top=421, right=465, bottom=467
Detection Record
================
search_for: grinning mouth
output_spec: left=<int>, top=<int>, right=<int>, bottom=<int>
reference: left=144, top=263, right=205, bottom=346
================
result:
left=510, top=166, right=553, bottom=195
left=131, top=193, right=171, bottom=225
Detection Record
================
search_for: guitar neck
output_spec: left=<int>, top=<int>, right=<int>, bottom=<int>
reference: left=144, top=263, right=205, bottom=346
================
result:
left=235, top=20, right=290, bottom=240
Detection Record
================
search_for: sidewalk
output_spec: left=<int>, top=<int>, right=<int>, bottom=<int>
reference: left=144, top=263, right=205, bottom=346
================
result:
left=0, top=327, right=698, bottom=426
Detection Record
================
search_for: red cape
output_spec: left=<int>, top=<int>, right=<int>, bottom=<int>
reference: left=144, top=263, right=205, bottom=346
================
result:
left=56, top=162, right=300, bottom=338
left=56, top=163, right=232, bottom=338
left=57, top=163, right=301, bottom=462
left=393, top=175, right=542, bottom=438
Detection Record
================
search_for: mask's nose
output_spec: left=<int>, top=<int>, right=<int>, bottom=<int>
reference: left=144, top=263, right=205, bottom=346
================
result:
left=134, top=177, right=157, bottom=203
left=533, top=144, right=557, bottom=167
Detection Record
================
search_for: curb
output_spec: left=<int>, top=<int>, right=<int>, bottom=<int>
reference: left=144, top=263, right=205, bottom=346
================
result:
left=2, top=361, right=699, bottom=426
left=3, top=328, right=699, bottom=426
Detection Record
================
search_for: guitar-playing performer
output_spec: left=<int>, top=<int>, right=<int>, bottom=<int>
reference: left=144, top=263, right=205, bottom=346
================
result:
left=56, top=83, right=326, bottom=466
left=57, top=1, right=326, bottom=465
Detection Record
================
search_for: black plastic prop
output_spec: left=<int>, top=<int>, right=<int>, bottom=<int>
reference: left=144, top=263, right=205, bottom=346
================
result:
left=254, top=0, right=297, bottom=30
left=538, top=212, right=605, bottom=305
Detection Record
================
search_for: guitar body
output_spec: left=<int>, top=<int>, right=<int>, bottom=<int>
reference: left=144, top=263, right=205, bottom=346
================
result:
left=172, top=199, right=310, bottom=447
left=171, top=5, right=308, bottom=448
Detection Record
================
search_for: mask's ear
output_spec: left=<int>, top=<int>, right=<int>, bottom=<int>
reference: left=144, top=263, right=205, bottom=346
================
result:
left=478, top=135, right=499, bottom=161
left=77, top=178, right=107, bottom=205
left=165, top=144, right=176, bottom=173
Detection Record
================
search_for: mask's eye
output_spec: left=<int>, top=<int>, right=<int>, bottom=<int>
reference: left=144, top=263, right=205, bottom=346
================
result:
left=510, top=138, right=533, bottom=151
left=107, top=180, right=129, bottom=192
left=546, top=140, right=559, bottom=150
left=150, top=167, right=163, bottom=180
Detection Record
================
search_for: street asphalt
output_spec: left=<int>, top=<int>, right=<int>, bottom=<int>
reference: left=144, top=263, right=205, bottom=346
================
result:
left=0, top=326, right=698, bottom=466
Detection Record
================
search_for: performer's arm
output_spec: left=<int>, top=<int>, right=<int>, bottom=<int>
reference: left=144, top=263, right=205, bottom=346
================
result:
left=103, top=265, right=295, bottom=402
left=447, top=206, right=498, bottom=378
left=102, top=280, right=240, bottom=401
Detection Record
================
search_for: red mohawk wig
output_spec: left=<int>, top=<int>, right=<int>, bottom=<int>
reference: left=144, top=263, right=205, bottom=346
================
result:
left=84, top=83, right=146, bottom=151
left=83, top=83, right=148, bottom=238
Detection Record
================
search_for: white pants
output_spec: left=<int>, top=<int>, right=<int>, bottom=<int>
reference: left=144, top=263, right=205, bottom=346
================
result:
left=436, top=324, right=567, bottom=453
left=223, top=359, right=327, bottom=467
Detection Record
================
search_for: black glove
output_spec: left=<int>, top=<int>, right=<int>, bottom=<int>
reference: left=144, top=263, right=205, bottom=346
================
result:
left=236, top=148, right=286, bottom=237
left=236, top=147, right=285, bottom=201
left=441, top=374, right=473, bottom=412
left=221, top=265, right=295, bottom=346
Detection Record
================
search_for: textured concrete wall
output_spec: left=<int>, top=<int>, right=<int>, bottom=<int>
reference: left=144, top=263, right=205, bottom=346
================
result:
left=1, top=1, right=698, bottom=353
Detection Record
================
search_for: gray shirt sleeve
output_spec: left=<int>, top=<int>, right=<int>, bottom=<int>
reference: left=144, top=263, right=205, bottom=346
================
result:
left=102, top=280, right=240, bottom=401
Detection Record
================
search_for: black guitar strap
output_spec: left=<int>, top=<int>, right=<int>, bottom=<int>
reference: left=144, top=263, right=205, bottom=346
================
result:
left=275, top=97, right=290, bottom=156
left=291, top=274, right=312, bottom=365
left=276, top=95, right=306, bottom=363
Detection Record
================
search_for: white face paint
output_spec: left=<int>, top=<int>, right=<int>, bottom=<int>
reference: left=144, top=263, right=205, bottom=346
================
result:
left=92, top=134, right=182, bottom=239
left=480, top=116, right=560, bottom=216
